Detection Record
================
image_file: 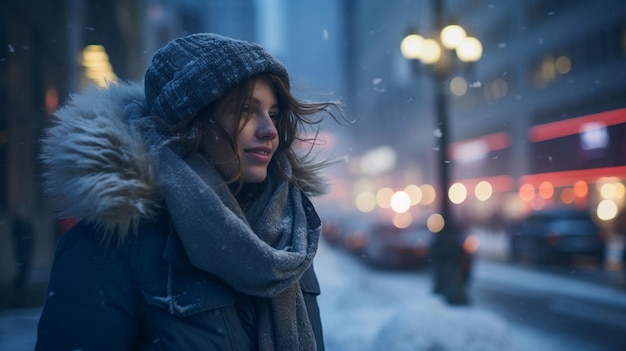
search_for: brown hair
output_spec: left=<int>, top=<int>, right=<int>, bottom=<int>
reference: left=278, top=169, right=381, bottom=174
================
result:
left=169, top=73, right=345, bottom=194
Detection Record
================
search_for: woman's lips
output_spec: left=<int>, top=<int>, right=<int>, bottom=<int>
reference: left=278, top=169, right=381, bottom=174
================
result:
left=245, top=147, right=273, bottom=162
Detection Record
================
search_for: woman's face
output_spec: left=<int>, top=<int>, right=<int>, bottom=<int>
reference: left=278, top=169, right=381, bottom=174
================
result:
left=202, top=78, right=280, bottom=183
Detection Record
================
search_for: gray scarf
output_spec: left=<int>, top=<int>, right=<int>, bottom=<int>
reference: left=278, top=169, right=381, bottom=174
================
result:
left=157, top=146, right=320, bottom=350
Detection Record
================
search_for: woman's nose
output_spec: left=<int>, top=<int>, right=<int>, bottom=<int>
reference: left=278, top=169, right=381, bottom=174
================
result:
left=258, top=114, right=278, bottom=140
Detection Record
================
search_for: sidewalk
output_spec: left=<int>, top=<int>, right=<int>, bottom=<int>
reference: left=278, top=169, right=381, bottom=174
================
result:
left=0, top=273, right=47, bottom=350
left=0, top=307, right=39, bottom=350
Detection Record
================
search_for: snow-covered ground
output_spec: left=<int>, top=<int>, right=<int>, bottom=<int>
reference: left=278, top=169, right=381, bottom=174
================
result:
left=1, top=235, right=625, bottom=350
left=315, top=237, right=626, bottom=351
left=316, top=240, right=528, bottom=351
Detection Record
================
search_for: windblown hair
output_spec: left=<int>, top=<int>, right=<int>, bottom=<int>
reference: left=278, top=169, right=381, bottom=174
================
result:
left=166, top=73, right=345, bottom=196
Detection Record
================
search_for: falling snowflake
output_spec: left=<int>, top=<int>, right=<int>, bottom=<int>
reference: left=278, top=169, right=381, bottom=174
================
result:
left=372, top=78, right=385, bottom=92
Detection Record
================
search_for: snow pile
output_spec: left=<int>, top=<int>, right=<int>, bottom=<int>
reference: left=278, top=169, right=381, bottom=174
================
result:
left=372, top=298, right=511, bottom=351
left=315, top=241, right=512, bottom=351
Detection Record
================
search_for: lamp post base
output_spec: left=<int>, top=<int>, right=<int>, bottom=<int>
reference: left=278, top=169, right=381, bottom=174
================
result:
left=432, top=223, right=470, bottom=305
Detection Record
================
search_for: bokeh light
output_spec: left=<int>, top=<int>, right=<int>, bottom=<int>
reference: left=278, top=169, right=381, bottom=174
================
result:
left=574, top=180, right=588, bottom=198
left=475, top=181, right=493, bottom=201
left=81, top=45, right=118, bottom=87
left=555, top=56, right=571, bottom=74
left=376, top=187, right=394, bottom=208
left=615, top=183, right=626, bottom=198
left=390, top=191, right=411, bottom=213
left=393, top=212, right=413, bottom=228
left=456, top=36, right=483, bottom=62
left=600, top=183, right=614, bottom=199
left=450, top=76, right=468, bottom=96
left=463, top=234, right=480, bottom=254
left=449, top=182, right=468, bottom=204
left=519, top=183, right=535, bottom=202
left=599, top=182, right=624, bottom=200
left=420, top=38, right=442, bottom=64
left=420, top=184, right=437, bottom=205
left=560, top=188, right=575, bottom=204
left=355, top=191, right=376, bottom=212
left=597, top=199, right=618, bottom=221
left=427, top=213, right=445, bottom=233
left=404, top=184, right=423, bottom=205
left=538, top=181, right=554, bottom=199
left=440, top=24, right=466, bottom=49
left=400, top=34, right=424, bottom=59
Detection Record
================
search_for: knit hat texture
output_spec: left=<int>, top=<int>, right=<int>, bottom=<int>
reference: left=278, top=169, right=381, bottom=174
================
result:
left=144, top=33, right=289, bottom=126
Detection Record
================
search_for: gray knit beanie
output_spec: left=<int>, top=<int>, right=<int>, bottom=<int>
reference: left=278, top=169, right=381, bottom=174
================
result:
left=144, top=33, right=290, bottom=126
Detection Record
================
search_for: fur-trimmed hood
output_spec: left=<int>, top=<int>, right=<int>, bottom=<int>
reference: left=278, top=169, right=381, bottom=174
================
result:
left=41, top=82, right=327, bottom=238
left=41, top=82, right=161, bottom=237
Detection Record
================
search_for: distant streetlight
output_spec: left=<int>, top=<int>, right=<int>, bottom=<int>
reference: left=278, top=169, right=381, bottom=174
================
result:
left=400, top=34, right=424, bottom=60
left=402, top=24, right=482, bottom=69
left=401, top=5, right=482, bottom=306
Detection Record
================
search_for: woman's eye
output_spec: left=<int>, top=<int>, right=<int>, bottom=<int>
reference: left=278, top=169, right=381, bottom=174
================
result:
left=270, top=113, right=280, bottom=124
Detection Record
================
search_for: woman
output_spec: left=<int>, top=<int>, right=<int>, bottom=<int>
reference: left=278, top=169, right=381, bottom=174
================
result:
left=36, top=33, right=342, bottom=351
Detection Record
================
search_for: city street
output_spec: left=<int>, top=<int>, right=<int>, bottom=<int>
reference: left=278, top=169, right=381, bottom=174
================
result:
left=315, top=237, right=626, bottom=351
left=2, top=236, right=625, bottom=350
left=472, top=278, right=626, bottom=351
left=2, top=1, right=626, bottom=351
left=470, top=259, right=626, bottom=350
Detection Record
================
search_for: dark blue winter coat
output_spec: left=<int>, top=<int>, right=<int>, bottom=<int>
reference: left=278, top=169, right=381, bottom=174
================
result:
left=36, top=216, right=324, bottom=350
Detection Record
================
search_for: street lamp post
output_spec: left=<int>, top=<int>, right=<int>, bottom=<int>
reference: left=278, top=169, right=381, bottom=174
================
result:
left=400, top=6, right=482, bottom=306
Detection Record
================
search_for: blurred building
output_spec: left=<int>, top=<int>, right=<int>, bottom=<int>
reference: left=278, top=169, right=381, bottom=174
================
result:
left=0, top=0, right=348, bottom=308
left=342, top=0, right=626, bottom=231
left=0, top=0, right=147, bottom=308
left=5, top=0, right=623, bottom=309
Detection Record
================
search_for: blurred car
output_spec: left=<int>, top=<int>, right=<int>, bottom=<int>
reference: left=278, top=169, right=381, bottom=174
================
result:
left=508, top=209, right=605, bottom=265
left=321, top=220, right=345, bottom=248
left=359, top=223, right=435, bottom=269
left=321, top=216, right=370, bottom=253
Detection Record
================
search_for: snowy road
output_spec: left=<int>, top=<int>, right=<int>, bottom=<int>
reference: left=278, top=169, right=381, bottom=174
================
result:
left=315, top=239, right=626, bottom=351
